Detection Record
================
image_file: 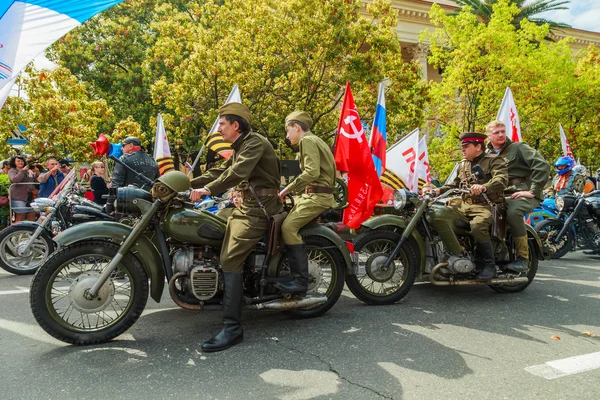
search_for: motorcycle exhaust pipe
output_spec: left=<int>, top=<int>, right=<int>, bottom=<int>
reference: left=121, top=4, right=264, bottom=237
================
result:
left=168, top=272, right=201, bottom=310
left=254, top=296, right=328, bottom=310
left=430, top=276, right=530, bottom=286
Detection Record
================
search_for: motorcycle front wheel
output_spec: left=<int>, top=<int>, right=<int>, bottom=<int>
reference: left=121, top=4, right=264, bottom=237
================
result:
left=489, top=239, right=538, bottom=294
left=535, top=219, right=574, bottom=259
left=0, top=224, right=54, bottom=275
left=346, top=230, right=418, bottom=305
left=30, top=240, right=149, bottom=345
left=277, top=236, right=345, bottom=318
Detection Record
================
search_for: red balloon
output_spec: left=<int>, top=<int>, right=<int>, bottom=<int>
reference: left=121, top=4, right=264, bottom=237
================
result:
left=90, top=134, right=110, bottom=156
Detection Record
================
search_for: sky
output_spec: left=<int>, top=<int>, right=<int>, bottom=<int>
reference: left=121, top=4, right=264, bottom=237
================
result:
left=536, top=0, right=600, bottom=33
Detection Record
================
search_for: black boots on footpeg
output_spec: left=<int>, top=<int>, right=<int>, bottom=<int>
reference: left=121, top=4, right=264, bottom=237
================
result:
left=475, top=241, right=496, bottom=281
left=274, top=244, right=309, bottom=295
left=202, top=272, right=244, bottom=352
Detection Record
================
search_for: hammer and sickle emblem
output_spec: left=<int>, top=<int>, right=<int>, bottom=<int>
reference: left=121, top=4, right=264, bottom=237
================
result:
left=340, top=110, right=364, bottom=143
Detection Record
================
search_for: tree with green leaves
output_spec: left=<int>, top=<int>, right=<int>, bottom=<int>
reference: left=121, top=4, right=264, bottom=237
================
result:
left=423, top=0, right=600, bottom=179
left=453, top=0, right=570, bottom=30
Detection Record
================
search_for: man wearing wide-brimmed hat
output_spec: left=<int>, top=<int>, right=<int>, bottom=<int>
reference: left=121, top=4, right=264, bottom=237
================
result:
left=190, top=102, right=282, bottom=352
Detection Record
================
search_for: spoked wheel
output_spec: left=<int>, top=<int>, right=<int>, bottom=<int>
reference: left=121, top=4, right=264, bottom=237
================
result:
left=535, top=219, right=573, bottom=259
left=30, top=240, right=149, bottom=345
left=490, top=239, right=538, bottom=294
left=346, top=230, right=418, bottom=305
left=0, top=224, right=54, bottom=275
left=277, top=236, right=345, bottom=318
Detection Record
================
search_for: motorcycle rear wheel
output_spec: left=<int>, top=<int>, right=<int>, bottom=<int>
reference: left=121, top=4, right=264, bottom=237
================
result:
left=277, top=236, right=345, bottom=318
left=0, top=224, right=54, bottom=275
left=489, top=240, right=538, bottom=293
left=535, top=219, right=573, bottom=259
left=346, top=230, right=418, bottom=305
left=30, top=240, right=149, bottom=345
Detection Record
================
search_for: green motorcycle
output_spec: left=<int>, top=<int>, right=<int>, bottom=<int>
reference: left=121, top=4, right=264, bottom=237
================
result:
left=29, top=172, right=351, bottom=345
left=346, top=188, right=548, bottom=305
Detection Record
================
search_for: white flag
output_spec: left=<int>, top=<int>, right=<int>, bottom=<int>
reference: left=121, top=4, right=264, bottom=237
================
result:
left=496, top=87, right=521, bottom=142
left=559, top=123, right=574, bottom=159
left=154, top=113, right=171, bottom=158
left=414, top=135, right=432, bottom=192
left=386, top=128, right=420, bottom=192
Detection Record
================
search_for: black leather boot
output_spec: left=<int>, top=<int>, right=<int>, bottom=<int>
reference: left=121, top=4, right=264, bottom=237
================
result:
left=202, top=272, right=244, bottom=352
left=506, top=257, right=527, bottom=273
left=475, top=241, right=496, bottom=281
left=274, top=244, right=309, bottom=295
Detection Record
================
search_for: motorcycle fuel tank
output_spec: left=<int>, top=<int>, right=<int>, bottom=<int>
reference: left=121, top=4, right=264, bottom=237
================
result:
left=161, top=206, right=226, bottom=247
left=426, top=203, right=471, bottom=237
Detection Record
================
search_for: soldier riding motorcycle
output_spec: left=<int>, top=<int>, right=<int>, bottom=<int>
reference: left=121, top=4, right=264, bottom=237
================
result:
left=346, top=133, right=548, bottom=305
left=29, top=171, right=351, bottom=345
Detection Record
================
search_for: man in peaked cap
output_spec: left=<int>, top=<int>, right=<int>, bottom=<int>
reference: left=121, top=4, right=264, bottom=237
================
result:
left=190, top=102, right=282, bottom=352
left=425, top=132, right=508, bottom=281
left=111, top=136, right=159, bottom=190
left=276, top=111, right=337, bottom=295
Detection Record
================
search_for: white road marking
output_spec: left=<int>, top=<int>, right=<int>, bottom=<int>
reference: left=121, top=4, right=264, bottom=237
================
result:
left=0, top=318, right=66, bottom=346
left=525, top=351, right=600, bottom=379
left=83, top=347, right=147, bottom=357
left=343, top=327, right=361, bottom=333
left=0, top=289, right=29, bottom=295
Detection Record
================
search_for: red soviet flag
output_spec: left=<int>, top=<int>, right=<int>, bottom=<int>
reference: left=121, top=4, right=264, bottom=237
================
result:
left=334, top=83, right=383, bottom=229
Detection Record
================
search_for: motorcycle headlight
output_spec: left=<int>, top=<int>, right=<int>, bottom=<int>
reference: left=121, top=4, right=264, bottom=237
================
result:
left=30, top=198, right=55, bottom=213
left=555, top=196, right=564, bottom=211
left=393, top=189, right=407, bottom=210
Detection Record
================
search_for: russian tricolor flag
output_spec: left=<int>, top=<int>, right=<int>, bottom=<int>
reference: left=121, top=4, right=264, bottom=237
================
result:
left=1, top=1, right=125, bottom=108
left=369, top=83, right=386, bottom=177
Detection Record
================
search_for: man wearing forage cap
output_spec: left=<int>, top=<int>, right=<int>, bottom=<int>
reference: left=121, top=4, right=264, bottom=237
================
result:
left=190, top=102, right=282, bottom=352
left=277, top=111, right=337, bottom=295
left=425, top=132, right=508, bottom=281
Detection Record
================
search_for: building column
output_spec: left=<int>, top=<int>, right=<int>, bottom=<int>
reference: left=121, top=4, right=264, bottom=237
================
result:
left=409, top=44, right=429, bottom=81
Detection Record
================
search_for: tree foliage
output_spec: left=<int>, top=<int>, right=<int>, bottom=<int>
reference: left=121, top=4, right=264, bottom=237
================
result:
left=0, top=67, right=113, bottom=162
left=423, top=0, right=600, bottom=178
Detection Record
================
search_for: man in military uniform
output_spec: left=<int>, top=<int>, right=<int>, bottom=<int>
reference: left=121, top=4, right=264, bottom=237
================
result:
left=426, top=132, right=508, bottom=280
left=486, top=120, right=550, bottom=272
left=190, top=103, right=282, bottom=352
left=276, top=111, right=337, bottom=295
left=111, top=137, right=159, bottom=190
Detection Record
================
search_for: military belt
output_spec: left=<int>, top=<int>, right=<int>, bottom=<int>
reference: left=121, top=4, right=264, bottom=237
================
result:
left=463, top=196, right=487, bottom=205
left=508, top=176, right=531, bottom=185
left=305, top=185, right=333, bottom=194
left=242, top=188, right=278, bottom=199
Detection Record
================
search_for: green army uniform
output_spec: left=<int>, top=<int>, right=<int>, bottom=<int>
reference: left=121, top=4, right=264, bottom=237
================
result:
left=440, top=151, right=508, bottom=249
left=195, top=102, right=282, bottom=353
left=439, top=132, right=508, bottom=281
left=281, top=132, right=337, bottom=245
left=192, top=130, right=282, bottom=273
left=487, top=138, right=550, bottom=263
left=274, top=111, right=337, bottom=295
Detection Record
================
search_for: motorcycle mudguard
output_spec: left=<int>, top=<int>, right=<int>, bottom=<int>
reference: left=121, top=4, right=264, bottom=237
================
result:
left=8, top=221, right=54, bottom=237
left=360, top=215, right=427, bottom=278
left=53, top=221, right=165, bottom=303
left=525, top=224, right=546, bottom=260
left=300, top=223, right=354, bottom=275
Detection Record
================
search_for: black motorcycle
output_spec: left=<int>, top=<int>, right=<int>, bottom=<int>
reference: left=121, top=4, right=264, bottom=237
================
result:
left=536, top=190, right=600, bottom=256
left=0, top=175, right=113, bottom=275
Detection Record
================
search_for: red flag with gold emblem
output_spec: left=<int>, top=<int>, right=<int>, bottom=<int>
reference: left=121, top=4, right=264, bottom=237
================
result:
left=334, top=83, right=383, bottom=229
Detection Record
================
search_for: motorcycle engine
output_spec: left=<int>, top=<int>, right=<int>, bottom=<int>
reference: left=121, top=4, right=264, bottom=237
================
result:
left=447, top=255, right=475, bottom=274
left=172, top=248, right=220, bottom=300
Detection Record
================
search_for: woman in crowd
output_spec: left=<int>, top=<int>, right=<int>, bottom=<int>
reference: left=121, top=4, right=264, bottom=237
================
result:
left=7, top=156, right=38, bottom=222
left=89, top=161, right=109, bottom=205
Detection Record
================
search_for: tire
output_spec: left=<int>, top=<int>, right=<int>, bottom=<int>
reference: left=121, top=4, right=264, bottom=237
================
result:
left=489, top=239, right=538, bottom=294
left=535, top=219, right=574, bottom=259
left=0, top=224, right=54, bottom=275
left=30, top=240, right=149, bottom=345
left=277, top=236, right=346, bottom=318
left=345, top=230, right=418, bottom=305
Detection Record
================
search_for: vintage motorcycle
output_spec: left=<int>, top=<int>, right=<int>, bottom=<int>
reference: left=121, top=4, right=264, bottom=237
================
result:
left=536, top=190, right=600, bottom=257
left=346, top=185, right=548, bottom=305
left=0, top=175, right=113, bottom=275
left=29, top=171, right=352, bottom=345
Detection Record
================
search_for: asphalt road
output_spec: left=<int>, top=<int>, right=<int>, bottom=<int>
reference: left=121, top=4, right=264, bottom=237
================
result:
left=0, top=251, right=599, bottom=400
